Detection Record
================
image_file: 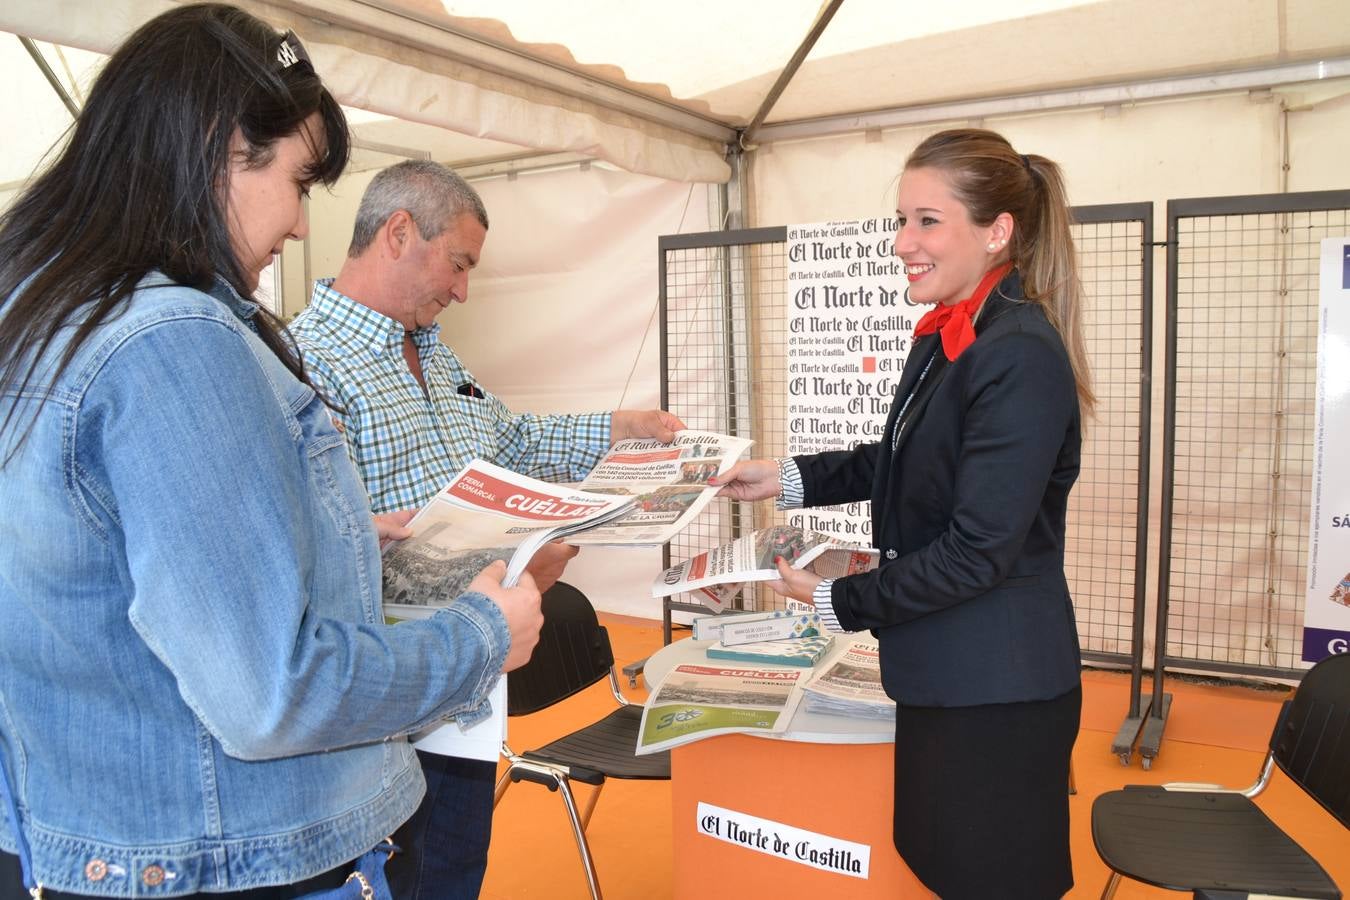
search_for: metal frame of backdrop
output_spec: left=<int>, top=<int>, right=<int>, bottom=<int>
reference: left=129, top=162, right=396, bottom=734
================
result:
left=1139, top=189, right=1350, bottom=766
left=657, top=207, right=1154, bottom=706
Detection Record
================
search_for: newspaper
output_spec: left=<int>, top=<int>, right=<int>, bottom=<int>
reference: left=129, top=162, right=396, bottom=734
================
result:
left=564, top=430, right=753, bottom=546
left=801, top=640, right=895, bottom=721
left=652, top=524, right=879, bottom=612
left=380, top=459, right=635, bottom=762
left=381, top=458, right=635, bottom=616
left=636, top=662, right=807, bottom=755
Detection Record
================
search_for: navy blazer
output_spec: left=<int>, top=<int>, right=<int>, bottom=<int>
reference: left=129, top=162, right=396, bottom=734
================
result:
left=796, top=271, right=1082, bottom=707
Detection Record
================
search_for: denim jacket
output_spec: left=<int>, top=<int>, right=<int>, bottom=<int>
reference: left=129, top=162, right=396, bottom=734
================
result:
left=0, top=275, right=510, bottom=896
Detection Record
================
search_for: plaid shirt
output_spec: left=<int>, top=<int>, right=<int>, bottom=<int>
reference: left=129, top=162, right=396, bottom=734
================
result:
left=290, top=280, right=611, bottom=513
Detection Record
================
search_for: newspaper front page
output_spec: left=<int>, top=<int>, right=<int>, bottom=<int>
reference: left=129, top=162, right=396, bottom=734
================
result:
left=636, top=662, right=807, bottom=754
left=566, top=430, right=752, bottom=546
left=801, top=640, right=895, bottom=720
left=381, top=459, right=635, bottom=615
left=652, top=524, right=879, bottom=612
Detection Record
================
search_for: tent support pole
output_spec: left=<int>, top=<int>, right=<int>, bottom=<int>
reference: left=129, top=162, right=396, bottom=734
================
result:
left=740, top=0, right=845, bottom=148
left=18, top=35, right=78, bottom=118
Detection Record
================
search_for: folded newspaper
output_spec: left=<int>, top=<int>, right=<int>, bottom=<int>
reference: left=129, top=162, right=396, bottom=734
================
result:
left=565, top=429, right=752, bottom=546
left=652, top=524, right=880, bottom=612
left=801, top=640, right=895, bottom=720
left=636, top=663, right=808, bottom=754
left=381, top=458, right=635, bottom=617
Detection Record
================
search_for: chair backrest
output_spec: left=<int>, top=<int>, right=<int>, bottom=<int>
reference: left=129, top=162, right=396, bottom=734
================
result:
left=1271, top=651, right=1350, bottom=829
left=506, top=581, right=615, bottom=716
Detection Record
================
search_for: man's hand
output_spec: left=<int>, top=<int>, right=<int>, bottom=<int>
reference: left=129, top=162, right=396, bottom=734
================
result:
left=609, top=409, right=686, bottom=445
left=707, top=459, right=781, bottom=502
left=469, top=561, right=544, bottom=673
left=373, top=509, right=415, bottom=548
left=524, top=540, right=580, bottom=594
left=766, top=557, right=822, bottom=606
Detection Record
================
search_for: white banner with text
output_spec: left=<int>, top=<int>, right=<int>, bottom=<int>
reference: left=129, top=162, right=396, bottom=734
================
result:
left=696, top=801, right=870, bottom=879
left=1304, top=237, right=1350, bottom=663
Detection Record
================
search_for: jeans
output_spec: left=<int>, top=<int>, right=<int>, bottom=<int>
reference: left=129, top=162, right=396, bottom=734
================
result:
left=385, top=752, right=496, bottom=900
left=0, top=851, right=348, bottom=900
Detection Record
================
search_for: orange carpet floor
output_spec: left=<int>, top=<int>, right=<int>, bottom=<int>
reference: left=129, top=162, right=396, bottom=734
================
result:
left=481, top=616, right=1348, bottom=899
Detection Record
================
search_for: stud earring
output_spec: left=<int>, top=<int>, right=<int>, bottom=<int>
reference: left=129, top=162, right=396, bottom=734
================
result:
left=987, top=243, right=997, bottom=251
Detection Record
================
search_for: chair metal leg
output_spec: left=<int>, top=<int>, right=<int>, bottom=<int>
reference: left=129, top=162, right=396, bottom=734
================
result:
left=493, top=768, right=514, bottom=808
left=1100, top=871, right=1121, bottom=900
left=553, top=774, right=603, bottom=900
left=579, top=782, right=605, bottom=831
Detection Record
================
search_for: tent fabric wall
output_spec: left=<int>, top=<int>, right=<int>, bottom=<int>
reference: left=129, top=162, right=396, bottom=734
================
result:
left=406, top=165, right=716, bottom=619
left=0, top=0, right=732, bottom=184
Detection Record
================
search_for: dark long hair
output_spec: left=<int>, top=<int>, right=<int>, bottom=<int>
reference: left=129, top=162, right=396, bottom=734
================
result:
left=905, top=128, right=1095, bottom=415
left=0, top=3, right=349, bottom=451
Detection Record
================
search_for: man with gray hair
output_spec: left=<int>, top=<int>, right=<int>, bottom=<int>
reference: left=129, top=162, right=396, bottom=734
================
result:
left=290, top=160, right=683, bottom=898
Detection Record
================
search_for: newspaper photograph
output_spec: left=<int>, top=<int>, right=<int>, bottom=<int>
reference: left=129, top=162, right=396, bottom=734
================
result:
left=382, top=459, right=634, bottom=618
left=651, top=524, right=879, bottom=611
left=564, top=430, right=753, bottom=546
left=636, top=662, right=807, bottom=755
left=801, top=639, right=895, bottom=720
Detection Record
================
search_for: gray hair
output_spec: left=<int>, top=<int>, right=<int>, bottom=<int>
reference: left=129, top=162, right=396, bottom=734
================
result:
left=347, top=160, right=489, bottom=257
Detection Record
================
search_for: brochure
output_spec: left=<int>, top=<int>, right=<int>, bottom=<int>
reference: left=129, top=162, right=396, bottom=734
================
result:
left=652, top=524, right=879, bottom=612
left=636, top=662, right=807, bottom=755
left=706, top=634, right=835, bottom=667
left=691, top=604, right=821, bottom=644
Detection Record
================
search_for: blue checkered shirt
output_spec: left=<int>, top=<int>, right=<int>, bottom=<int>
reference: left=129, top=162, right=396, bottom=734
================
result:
left=289, top=280, right=611, bottom=513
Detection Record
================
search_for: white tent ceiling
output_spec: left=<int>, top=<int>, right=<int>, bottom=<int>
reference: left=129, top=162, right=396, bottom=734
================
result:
left=2, top=0, right=1349, bottom=191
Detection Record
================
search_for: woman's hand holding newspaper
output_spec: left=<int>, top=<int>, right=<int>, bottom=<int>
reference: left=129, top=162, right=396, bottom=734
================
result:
left=767, top=555, right=823, bottom=606
left=469, top=560, right=544, bottom=672
left=708, top=458, right=780, bottom=501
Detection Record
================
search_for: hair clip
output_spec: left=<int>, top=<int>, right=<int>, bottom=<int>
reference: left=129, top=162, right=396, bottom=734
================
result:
left=276, top=30, right=311, bottom=69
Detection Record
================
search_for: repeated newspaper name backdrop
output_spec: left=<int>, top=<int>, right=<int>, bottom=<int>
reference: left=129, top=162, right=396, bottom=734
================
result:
left=786, top=217, right=911, bottom=539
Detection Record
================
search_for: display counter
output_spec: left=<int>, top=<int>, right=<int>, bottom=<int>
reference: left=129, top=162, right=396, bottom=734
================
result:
left=644, top=637, right=930, bottom=898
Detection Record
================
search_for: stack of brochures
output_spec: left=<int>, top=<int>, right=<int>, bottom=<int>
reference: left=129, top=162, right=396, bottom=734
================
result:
left=801, top=640, right=895, bottom=720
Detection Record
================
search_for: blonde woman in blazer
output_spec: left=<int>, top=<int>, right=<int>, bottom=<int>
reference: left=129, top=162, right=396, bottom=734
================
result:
left=714, top=128, right=1095, bottom=900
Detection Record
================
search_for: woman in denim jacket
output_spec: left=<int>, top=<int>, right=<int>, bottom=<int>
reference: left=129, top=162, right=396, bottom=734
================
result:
left=0, top=5, right=542, bottom=897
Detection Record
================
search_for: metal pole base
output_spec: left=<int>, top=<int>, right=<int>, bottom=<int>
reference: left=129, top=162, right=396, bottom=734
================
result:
left=1137, top=692, right=1173, bottom=770
left=1109, top=696, right=1153, bottom=766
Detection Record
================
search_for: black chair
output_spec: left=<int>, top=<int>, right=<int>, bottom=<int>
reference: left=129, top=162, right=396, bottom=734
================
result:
left=1091, top=651, right=1350, bottom=899
left=493, top=582, right=670, bottom=900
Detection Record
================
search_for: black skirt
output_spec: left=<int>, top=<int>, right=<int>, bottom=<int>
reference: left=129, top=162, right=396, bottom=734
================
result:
left=893, top=686, right=1081, bottom=900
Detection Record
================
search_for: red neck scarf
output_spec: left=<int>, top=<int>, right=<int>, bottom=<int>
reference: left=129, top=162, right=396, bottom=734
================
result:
left=912, top=262, right=1013, bottom=361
